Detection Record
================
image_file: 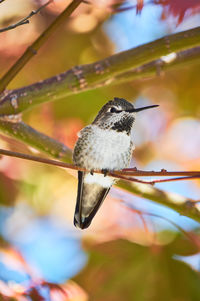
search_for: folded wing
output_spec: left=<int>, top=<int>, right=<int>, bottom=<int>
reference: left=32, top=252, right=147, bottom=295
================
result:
left=74, top=171, right=111, bottom=229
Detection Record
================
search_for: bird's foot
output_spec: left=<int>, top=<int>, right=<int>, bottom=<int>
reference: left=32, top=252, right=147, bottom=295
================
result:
left=101, top=169, right=109, bottom=177
left=90, top=169, right=94, bottom=176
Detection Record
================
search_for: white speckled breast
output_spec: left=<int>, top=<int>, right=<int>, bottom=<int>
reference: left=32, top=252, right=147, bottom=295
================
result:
left=73, top=125, right=134, bottom=170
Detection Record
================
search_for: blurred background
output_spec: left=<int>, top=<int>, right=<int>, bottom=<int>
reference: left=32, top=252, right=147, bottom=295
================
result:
left=0, top=0, right=200, bottom=299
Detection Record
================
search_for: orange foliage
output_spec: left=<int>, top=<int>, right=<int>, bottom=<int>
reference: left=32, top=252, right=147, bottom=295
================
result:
left=54, top=118, right=84, bottom=149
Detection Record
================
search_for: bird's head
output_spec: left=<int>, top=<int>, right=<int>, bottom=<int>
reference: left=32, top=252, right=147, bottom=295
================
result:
left=92, top=97, right=159, bottom=135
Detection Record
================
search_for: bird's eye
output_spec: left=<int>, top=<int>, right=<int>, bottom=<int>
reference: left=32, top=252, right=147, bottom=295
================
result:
left=109, top=107, right=122, bottom=113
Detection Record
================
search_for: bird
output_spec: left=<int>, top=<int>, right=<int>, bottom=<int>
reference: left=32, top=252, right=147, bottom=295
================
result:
left=73, top=97, right=159, bottom=229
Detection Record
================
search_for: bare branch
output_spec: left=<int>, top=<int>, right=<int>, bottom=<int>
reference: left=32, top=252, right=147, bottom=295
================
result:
left=0, top=43, right=200, bottom=116
left=0, top=148, right=200, bottom=181
left=0, top=116, right=200, bottom=180
left=0, top=0, right=84, bottom=93
left=119, top=181, right=200, bottom=223
left=110, top=172, right=156, bottom=185
left=111, top=173, right=200, bottom=185
left=0, top=148, right=74, bottom=169
left=0, top=0, right=53, bottom=33
left=0, top=120, right=71, bottom=162
left=114, top=46, right=200, bottom=84
left=116, top=167, right=200, bottom=177
left=1, top=146, right=200, bottom=222
left=122, top=204, right=200, bottom=249
left=110, top=0, right=151, bottom=13
left=146, top=176, right=200, bottom=185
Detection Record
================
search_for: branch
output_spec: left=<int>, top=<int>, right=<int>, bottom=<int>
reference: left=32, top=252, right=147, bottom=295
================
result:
left=122, top=205, right=200, bottom=249
left=1, top=40, right=200, bottom=115
left=109, top=172, right=200, bottom=185
left=0, top=117, right=200, bottom=180
left=0, top=0, right=84, bottom=93
left=0, top=147, right=200, bottom=223
left=0, top=115, right=200, bottom=224
left=0, top=118, right=71, bottom=162
left=118, top=181, right=200, bottom=223
left=114, top=46, right=200, bottom=83
left=0, top=146, right=200, bottom=179
left=144, top=175, right=200, bottom=184
left=0, top=0, right=53, bottom=33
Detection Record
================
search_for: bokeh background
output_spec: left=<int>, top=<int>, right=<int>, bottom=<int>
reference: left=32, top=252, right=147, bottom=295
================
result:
left=0, top=0, right=200, bottom=299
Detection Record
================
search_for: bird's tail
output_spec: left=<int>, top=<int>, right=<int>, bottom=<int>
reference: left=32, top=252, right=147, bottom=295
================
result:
left=74, top=171, right=111, bottom=229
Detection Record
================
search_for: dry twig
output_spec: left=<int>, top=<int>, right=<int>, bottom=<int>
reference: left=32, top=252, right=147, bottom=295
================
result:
left=0, top=148, right=199, bottom=184
left=1, top=147, right=200, bottom=222
left=122, top=202, right=200, bottom=249
left=0, top=0, right=53, bottom=33
left=0, top=0, right=84, bottom=92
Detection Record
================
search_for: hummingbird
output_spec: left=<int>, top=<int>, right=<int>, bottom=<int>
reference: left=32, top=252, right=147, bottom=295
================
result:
left=73, top=97, right=158, bottom=229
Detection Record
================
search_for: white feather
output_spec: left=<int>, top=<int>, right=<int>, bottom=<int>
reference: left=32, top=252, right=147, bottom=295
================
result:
left=83, top=125, right=134, bottom=170
left=84, top=173, right=113, bottom=188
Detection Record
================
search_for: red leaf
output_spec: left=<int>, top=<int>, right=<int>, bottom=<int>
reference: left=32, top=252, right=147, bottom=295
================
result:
left=23, top=287, right=46, bottom=301
left=157, top=0, right=200, bottom=24
left=136, top=0, right=144, bottom=13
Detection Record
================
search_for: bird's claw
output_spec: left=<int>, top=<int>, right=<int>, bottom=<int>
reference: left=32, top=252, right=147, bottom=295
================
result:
left=90, top=169, right=94, bottom=176
left=102, top=169, right=109, bottom=177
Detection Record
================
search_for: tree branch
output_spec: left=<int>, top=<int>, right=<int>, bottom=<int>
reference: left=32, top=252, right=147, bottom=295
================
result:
left=0, top=0, right=199, bottom=236
left=114, top=46, right=200, bottom=83
left=0, top=0, right=53, bottom=33
left=0, top=118, right=71, bottom=162
left=122, top=205, right=200, bottom=249
left=1, top=39, right=200, bottom=116
left=109, top=172, right=200, bottom=185
left=0, top=147, right=200, bottom=223
left=118, top=181, right=200, bottom=223
left=0, top=143, right=200, bottom=178
left=0, top=0, right=84, bottom=93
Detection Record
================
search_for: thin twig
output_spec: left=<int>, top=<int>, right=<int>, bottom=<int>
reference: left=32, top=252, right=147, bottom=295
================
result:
left=0, top=148, right=75, bottom=169
left=118, top=180, right=200, bottom=223
left=135, top=210, right=150, bottom=239
left=110, top=0, right=152, bottom=13
left=0, top=148, right=200, bottom=184
left=114, top=174, right=200, bottom=185
left=0, top=120, right=72, bottom=162
left=122, top=203, right=200, bottom=249
left=0, top=0, right=83, bottom=93
left=115, top=169, right=200, bottom=177
left=1, top=147, right=200, bottom=223
left=0, top=0, right=53, bottom=33
left=149, top=176, right=200, bottom=184
left=109, top=172, right=155, bottom=184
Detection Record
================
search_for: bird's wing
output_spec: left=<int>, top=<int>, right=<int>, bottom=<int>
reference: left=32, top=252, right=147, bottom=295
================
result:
left=74, top=171, right=111, bottom=229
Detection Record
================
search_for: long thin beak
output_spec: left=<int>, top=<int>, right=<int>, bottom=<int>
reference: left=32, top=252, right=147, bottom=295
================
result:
left=126, top=104, right=159, bottom=113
